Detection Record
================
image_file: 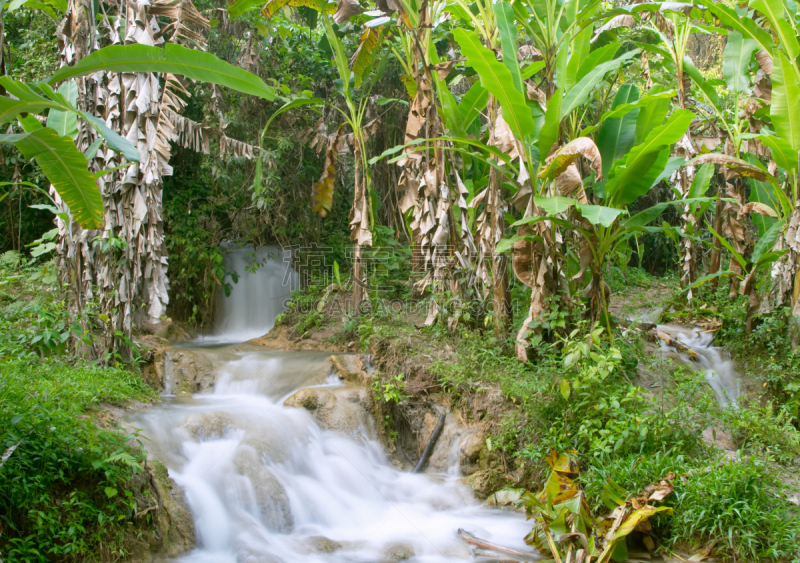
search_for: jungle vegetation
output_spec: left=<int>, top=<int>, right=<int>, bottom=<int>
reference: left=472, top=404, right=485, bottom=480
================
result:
left=2, top=0, right=800, bottom=560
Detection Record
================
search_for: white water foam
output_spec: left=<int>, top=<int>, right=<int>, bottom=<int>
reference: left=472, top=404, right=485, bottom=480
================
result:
left=656, top=324, right=742, bottom=408
left=132, top=350, right=533, bottom=563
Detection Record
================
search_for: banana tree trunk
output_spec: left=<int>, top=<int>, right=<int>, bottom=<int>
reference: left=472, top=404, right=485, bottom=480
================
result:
left=349, top=142, right=371, bottom=312
left=709, top=197, right=724, bottom=289
left=53, top=0, right=206, bottom=356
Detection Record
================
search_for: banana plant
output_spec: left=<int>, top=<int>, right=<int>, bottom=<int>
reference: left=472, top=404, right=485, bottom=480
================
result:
left=248, top=2, right=389, bottom=309
left=698, top=0, right=800, bottom=322
left=509, top=107, right=700, bottom=335
left=452, top=0, right=654, bottom=356
left=0, top=43, right=275, bottom=229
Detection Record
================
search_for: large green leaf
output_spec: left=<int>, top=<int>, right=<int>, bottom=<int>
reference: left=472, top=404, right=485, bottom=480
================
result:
left=580, top=90, right=675, bottom=136
left=596, top=84, right=639, bottom=178
left=48, top=44, right=276, bottom=101
left=537, top=88, right=561, bottom=158
left=723, top=32, right=758, bottom=93
left=575, top=43, right=618, bottom=85
left=634, top=89, right=671, bottom=145
left=565, top=25, right=593, bottom=93
left=757, top=134, right=798, bottom=172
left=494, top=1, right=524, bottom=95
left=699, top=0, right=774, bottom=54
left=771, top=51, right=800, bottom=151
left=534, top=195, right=576, bottom=215
left=458, top=83, right=489, bottom=133
left=688, top=163, right=714, bottom=199
left=749, top=0, right=799, bottom=59
left=0, top=78, right=140, bottom=161
left=752, top=218, right=785, bottom=264
left=561, top=50, right=638, bottom=119
left=453, top=28, right=535, bottom=141
left=46, top=81, right=78, bottom=139
left=0, top=128, right=103, bottom=228
left=606, top=109, right=695, bottom=206
left=575, top=203, right=625, bottom=227
left=683, top=56, right=720, bottom=111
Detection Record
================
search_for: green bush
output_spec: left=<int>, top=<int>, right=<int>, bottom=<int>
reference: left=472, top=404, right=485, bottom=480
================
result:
left=0, top=359, right=156, bottom=561
left=582, top=451, right=800, bottom=561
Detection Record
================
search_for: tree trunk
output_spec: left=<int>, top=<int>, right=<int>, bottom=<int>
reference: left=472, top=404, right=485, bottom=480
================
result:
left=53, top=0, right=208, bottom=357
left=709, top=197, right=724, bottom=289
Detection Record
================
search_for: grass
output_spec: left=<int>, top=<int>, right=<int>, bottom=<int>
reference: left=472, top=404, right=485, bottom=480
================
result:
left=0, top=252, right=160, bottom=561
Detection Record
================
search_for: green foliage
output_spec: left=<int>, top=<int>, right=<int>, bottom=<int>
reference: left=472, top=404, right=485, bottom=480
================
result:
left=585, top=453, right=800, bottom=561
left=0, top=359, right=156, bottom=561
left=371, top=373, right=409, bottom=404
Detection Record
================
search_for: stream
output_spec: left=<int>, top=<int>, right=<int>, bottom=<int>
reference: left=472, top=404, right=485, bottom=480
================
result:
left=131, top=244, right=533, bottom=563
left=133, top=246, right=743, bottom=562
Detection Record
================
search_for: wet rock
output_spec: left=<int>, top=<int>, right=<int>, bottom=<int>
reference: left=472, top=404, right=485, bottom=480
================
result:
left=136, top=335, right=172, bottom=390
left=284, top=386, right=376, bottom=438
left=459, top=469, right=495, bottom=499
left=239, top=422, right=294, bottom=464
left=381, top=541, right=416, bottom=561
left=150, top=460, right=196, bottom=557
left=140, top=318, right=190, bottom=341
left=233, top=446, right=294, bottom=532
left=304, top=535, right=343, bottom=553
left=167, top=349, right=216, bottom=395
left=181, top=412, right=234, bottom=440
left=426, top=414, right=468, bottom=472
left=458, top=430, right=486, bottom=475
left=330, top=354, right=370, bottom=385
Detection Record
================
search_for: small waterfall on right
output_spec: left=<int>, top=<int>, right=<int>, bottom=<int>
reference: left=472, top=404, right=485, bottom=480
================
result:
left=203, top=244, right=298, bottom=343
left=656, top=324, right=742, bottom=408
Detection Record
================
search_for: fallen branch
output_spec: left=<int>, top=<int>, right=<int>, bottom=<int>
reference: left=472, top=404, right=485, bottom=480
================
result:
left=412, top=413, right=446, bottom=473
left=651, top=328, right=699, bottom=360
left=458, top=529, right=538, bottom=562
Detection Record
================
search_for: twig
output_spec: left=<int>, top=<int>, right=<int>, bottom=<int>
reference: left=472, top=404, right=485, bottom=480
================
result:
left=457, top=529, right=538, bottom=561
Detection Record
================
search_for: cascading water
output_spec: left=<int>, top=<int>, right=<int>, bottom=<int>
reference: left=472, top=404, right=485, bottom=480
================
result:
left=656, top=324, right=742, bottom=408
left=132, top=348, right=533, bottom=562
left=204, top=244, right=298, bottom=343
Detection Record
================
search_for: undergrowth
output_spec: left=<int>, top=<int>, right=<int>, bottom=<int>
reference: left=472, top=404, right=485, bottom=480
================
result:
left=0, top=252, right=159, bottom=561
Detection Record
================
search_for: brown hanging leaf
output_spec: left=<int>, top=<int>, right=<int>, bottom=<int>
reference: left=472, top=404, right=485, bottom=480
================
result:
left=592, top=14, right=636, bottom=43
left=539, top=137, right=603, bottom=182
left=738, top=201, right=779, bottom=219
left=685, top=154, right=778, bottom=184
left=755, top=48, right=773, bottom=75
left=432, top=60, right=457, bottom=80
left=555, top=163, right=589, bottom=203
left=517, top=44, right=543, bottom=61
left=376, top=0, right=399, bottom=13
left=333, top=0, right=363, bottom=23
left=490, top=114, right=522, bottom=160
left=312, top=126, right=345, bottom=216
left=151, top=0, right=210, bottom=50
left=351, top=27, right=384, bottom=87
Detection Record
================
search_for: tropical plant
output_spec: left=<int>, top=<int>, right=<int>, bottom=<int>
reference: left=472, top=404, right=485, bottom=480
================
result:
left=0, top=0, right=272, bottom=354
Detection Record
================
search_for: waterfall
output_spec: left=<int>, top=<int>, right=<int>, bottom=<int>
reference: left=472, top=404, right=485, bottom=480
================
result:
left=205, top=244, right=298, bottom=343
left=131, top=349, right=533, bottom=563
left=656, top=324, right=742, bottom=408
